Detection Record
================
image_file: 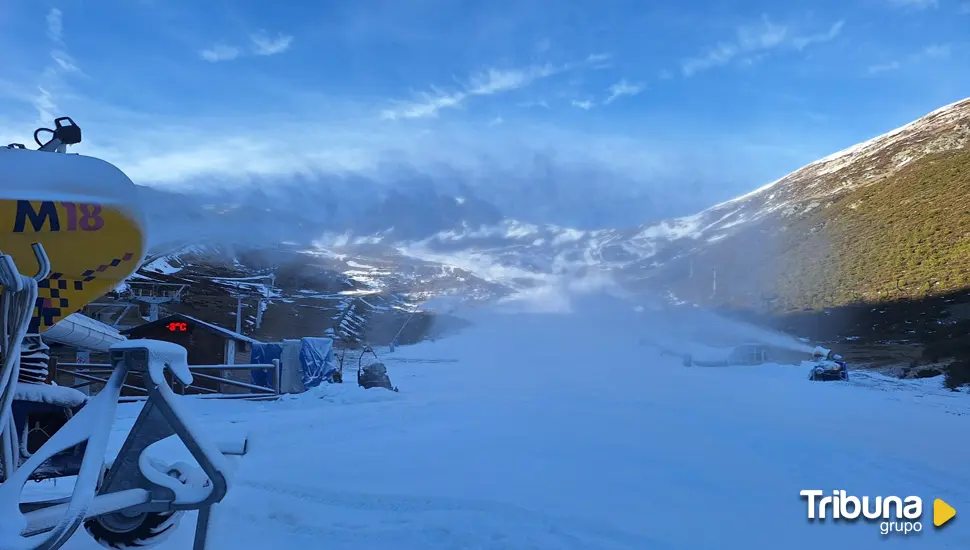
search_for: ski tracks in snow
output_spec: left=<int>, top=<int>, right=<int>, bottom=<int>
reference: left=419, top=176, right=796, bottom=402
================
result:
left=219, top=476, right=663, bottom=550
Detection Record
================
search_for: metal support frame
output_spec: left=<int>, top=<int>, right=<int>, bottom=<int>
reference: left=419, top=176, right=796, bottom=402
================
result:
left=6, top=344, right=240, bottom=550
left=55, top=361, right=281, bottom=397
left=0, top=246, right=241, bottom=550
left=0, top=118, right=244, bottom=549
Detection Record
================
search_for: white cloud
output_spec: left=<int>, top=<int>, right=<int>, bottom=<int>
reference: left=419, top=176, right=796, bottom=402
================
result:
left=887, top=0, right=938, bottom=9
left=921, top=44, right=951, bottom=58
left=0, top=74, right=828, bottom=232
left=380, top=52, right=614, bottom=120
left=0, top=96, right=662, bottom=185
left=792, top=21, right=844, bottom=50
left=604, top=79, right=644, bottom=104
left=199, top=30, right=291, bottom=62
left=469, top=65, right=558, bottom=95
left=46, top=8, right=63, bottom=41
left=50, top=51, right=80, bottom=73
left=866, top=61, right=901, bottom=75
left=381, top=63, right=564, bottom=120
left=380, top=87, right=465, bottom=120
left=571, top=99, right=594, bottom=110
left=517, top=99, right=550, bottom=109
left=44, top=9, right=80, bottom=74
left=32, top=86, right=57, bottom=124
left=585, top=53, right=612, bottom=69
left=681, top=17, right=844, bottom=76
left=865, top=43, right=952, bottom=76
left=250, top=31, right=294, bottom=56
left=23, top=9, right=83, bottom=123
left=682, top=17, right=786, bottom=76
left=200, top=44, right=241, bottom=62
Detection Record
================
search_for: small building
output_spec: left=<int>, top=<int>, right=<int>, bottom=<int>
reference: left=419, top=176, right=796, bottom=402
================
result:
left=727, top=343, right=770, bottom=365
left=677, top=342, right=808, bottom=367
left=121, top=313, right=262, bottom=394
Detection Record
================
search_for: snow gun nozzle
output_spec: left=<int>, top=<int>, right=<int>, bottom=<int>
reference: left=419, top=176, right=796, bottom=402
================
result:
left=812, top=346, right=832, bottom=359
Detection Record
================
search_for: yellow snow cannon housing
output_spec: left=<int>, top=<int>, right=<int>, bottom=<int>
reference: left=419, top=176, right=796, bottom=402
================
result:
left=0, top=141, right=146, bottom=332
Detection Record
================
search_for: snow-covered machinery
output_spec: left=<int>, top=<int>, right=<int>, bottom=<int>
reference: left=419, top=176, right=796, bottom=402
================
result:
left=357, top=346, right=398, bottom=392
left=0, top=118, right=245, bottom=549
left=808, top=346, right=849, bottom=382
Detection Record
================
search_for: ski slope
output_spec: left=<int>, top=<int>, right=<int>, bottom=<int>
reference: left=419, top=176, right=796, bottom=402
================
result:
left=43, top=294, right=970, bottom=549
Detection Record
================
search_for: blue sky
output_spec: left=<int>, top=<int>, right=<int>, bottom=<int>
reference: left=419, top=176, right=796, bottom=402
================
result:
left=1, top=0, right=968, bottom=225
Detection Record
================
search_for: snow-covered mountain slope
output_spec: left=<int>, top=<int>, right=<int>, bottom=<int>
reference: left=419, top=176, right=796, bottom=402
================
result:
left=52, top=295, right=970, bottom=550
left=128, top=96, right=970, bottom=342
left=306, top=212, right=706, bottom=293
left=91, top=240, right=503, bottom=345
left=664, top=96, right=970, bottom=245
left=623, top=96, right=970, bottom=310
left=303, top=97, right=970, bottom=301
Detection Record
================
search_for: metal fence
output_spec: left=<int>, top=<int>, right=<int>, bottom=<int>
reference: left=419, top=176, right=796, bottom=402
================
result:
left=55, top=360, right=281, bottom=400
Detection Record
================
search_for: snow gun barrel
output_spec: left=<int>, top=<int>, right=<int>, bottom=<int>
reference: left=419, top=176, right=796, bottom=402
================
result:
left=812, top=346, right=832, bottom=359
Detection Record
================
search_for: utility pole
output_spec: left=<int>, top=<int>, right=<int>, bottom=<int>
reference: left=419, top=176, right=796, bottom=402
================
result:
left=226, top=296, right=243, bottom=365
left=235, top=296, right=243, bottom=333
left=389, top=306, right=419, bottom=352
left=132, top=283, right=187, bottom=322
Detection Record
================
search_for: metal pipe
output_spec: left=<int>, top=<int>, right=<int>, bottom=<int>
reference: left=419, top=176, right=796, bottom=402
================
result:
left=190, top=372, right=275, bottom=394
left=23, top=489, right=151, bottom=537
left=66, top=370, right=147, bottom=394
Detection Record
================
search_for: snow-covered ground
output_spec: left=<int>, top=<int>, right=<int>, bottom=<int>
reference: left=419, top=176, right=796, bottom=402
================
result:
left=31, top=294, right=970, bottom=549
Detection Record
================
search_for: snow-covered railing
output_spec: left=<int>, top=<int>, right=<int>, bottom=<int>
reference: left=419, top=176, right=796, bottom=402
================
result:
left=54, top=361, right=281, bottom=397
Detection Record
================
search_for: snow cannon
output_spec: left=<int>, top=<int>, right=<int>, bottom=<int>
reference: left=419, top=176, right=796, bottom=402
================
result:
left=0, top=118, right=147, bottom=333
left=808, top=346, right=849, bottom=382
left=0, top=118, right=245, bottom=550
left=357, top=346, right=398, bottom=392
left=811, top=346, right=832, bottom=360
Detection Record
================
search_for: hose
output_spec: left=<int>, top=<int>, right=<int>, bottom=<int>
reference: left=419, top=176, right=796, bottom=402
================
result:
left=0, top=273, right=39, bottom=479
left=18, top=336, right=50, bottom=385
left=0, top=244, right=49, bottom=481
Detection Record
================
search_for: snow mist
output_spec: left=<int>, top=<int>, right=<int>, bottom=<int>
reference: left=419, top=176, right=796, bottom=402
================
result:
left=635, top=304, right=815, bottom=355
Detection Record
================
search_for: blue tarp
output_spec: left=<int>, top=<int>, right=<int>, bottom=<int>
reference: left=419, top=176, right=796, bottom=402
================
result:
left=299, top=337, right=337, bottom=389
left=250, top=338, right=337, bottom=393
left=250, top=342, right=283, bottom=390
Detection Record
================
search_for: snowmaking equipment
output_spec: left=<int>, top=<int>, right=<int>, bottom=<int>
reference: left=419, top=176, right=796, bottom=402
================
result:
left=357, top=346, right=398, bottom=392
left=0, top=118, right=246, bottom=549
left=808, top=345, right=849, bottom=382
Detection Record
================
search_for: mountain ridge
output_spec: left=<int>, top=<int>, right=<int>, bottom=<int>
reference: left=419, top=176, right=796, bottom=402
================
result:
left=632, top=95, right=970, bottom=311
left=119, top=96, right=970, bottom=380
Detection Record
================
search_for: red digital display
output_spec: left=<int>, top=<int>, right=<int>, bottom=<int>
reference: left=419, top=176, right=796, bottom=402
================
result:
left=166, top=321, right=188, bottom=332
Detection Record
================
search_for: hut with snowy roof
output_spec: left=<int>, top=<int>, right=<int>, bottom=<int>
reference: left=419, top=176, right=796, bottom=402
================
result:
left=119, top=313, right=267, bottom=395
left=120, top=313, right=260, bottom=366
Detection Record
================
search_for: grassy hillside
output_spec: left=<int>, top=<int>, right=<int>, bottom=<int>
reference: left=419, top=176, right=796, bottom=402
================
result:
left=656, top=146, right=970, bottom=314
left=632, top=98, right=970, bottom=316
left=775, top=147, right=970, bottom=309
left=643, top=142, right=970, bottom=383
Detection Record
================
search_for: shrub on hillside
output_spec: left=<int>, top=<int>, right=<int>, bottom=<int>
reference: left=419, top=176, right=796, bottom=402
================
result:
left=943, top=360, right=970, bottom=390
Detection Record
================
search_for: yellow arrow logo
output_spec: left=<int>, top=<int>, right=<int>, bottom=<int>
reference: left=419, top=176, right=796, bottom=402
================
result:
left=934, top=499, right=956, bottom=527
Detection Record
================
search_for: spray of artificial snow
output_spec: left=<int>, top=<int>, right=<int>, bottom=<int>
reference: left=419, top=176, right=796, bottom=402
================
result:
left=634, top=303, right=816, bottom=356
